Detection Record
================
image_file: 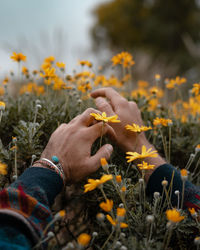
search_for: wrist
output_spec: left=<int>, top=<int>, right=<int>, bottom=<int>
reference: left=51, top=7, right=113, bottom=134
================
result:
left=33, top=158, right=66, bottom=184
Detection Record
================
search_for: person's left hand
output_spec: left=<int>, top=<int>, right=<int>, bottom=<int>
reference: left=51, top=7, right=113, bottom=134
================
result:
left=41, top=108, right=115, bottom=183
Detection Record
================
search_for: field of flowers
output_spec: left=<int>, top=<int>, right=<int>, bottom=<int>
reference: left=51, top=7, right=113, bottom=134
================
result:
left=1, top=52, right=200, bottom=249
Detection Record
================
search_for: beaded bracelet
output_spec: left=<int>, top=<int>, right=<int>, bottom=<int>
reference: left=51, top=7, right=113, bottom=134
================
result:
left=33, top=157, right=65, bottom=184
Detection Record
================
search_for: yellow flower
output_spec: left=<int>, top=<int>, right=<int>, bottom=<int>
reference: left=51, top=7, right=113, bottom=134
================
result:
left=2, top=77, right=9, bottom=85
left=117, top=208, right=126, bottom=217
left=77, top=233, right=91, bottom=247
left=99, top=199, right=113, bottom=212
left=149, top=87, right=163, bottom=98
left=131, top=88, right=148, bottom=98
left=10, top=52, right=26, bottom=62
left=180, top=169, right=188, bottom=177
left=78, top=82, right=92, bottom=93
left=40, top=67, right=56, bottom=80
left=90, top=112, right=120, bottom=123
left=121, top=186, right=126, bottom=192
left=22, top=66, right=28, bottom=75
left=0, top=162, right=7, bottom=175
left=100, top=158, right=108, bottom=167
left=111, top=52, right=135, bottom=68
left=106, top=214, right=128, bottom=228
left=84, top=175, right=113, bottom=193
left=166, top=209, right=185, bottom=223
left=0, top=101, right=6, bottom=111
left=188, top=207, right=196, bottom=215
left=116, top=175, right=122, bottom=183
left=137, top=80, right=149, bottom=88
left=126, top=145, right=158, bottom=163
left=56, top=62, right=66, bottom=69
left=58, top=210, right=66, bottom=217
left=94, top=75, right=107, bottom=86
left=191, top=83, right=200, bottom=96
left=137, top=161, right=155, bottom=170
left=155, top=74, right=161, bottom=80
left=153, top=117, right=172, bottom=127
left=52, top=77, right=66, bottom=91
left=125, top=123, right=152, bottom=133
left=0, top=87, right=4, bottom=96
left=166, top=76, right=186, bottom=89
left=41, top=62, right=52, bottom=71
left=44, top=56, right=55, bottom=64
left=55, top=209, right=66, bottom=220
left=78, top=60, right=92, bottom=67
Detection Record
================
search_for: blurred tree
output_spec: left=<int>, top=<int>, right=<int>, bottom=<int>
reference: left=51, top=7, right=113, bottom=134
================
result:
left=92, top=0, right=200, bottom=73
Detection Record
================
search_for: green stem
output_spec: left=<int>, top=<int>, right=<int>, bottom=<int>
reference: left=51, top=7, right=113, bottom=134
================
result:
left=159, top=128, right=168, bottom=161
left=181, top=179, right=185, bottom=210
left=14, top=144, right=17, bottom=178
left=168, top=126, right=171, bottom=163
left=99, top=122, right=105, bottom=148
left=101, top=228, right=115, bottom=250
left=0, top=111, right=2, bottom=123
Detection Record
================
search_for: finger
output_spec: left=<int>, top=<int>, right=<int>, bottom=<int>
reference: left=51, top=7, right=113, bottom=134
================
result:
left=91, top=87, right=126, bottom=111
left=74, top=108, right=101, bottom=126
left=88, top=122, right=116, bottom=142
left=95, top=97, right=115, bottom=116
left=88, top=144, right=113, bottom=172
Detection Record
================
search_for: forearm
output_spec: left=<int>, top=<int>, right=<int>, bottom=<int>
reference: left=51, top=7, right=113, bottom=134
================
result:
left=0, top=167, right=64, bottom=247
left=146, top=163, right=200, bottom=210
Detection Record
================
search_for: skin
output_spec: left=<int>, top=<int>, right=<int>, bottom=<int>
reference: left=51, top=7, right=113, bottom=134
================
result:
left=36, top=108, right=116, bottom=183
left=91, top=87, right=166, bottom=182
left=35, top=87, right=165, bottom=184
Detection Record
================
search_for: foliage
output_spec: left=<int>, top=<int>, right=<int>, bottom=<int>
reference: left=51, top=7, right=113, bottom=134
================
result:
left=92, top=0, right=200, bottom=73
left=0, top=52, right=200, bottom=249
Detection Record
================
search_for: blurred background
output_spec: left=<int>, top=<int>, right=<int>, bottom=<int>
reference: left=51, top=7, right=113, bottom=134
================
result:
left=0, top=0, right=200, bottom=82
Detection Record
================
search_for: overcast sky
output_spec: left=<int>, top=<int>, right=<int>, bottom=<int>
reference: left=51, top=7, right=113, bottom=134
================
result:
left=0, top=0, right=110, bottom=74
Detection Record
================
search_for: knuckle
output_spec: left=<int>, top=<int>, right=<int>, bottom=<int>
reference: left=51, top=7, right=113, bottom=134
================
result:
left=85, top=107, right=97, bottom=114
left=118, top=98, right=128, bottom=108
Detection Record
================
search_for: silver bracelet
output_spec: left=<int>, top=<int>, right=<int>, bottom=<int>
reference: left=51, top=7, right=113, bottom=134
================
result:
left=41, top=158, right=65, bottom=181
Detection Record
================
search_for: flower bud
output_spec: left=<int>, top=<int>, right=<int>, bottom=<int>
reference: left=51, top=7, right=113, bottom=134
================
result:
left=96, top=213, right=105, bottom=222
left=92, top=232, right=98, bottom=237
left=175, top=190, right=180, bottom=196
left=47, top=231, right=54, bottom=238
left=154, top=192, right=160, bottom=199
left=146, top=215, right=154, bottom=223
left=162, top=180, right=168, bottom=187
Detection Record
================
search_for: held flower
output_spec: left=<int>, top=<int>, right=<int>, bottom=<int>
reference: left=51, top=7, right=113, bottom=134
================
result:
left=90, top=112, right=120, bottom=123
left=126, top=145, right=158, bottom=163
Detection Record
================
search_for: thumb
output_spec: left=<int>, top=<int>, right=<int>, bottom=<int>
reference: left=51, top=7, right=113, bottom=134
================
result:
left=88, top=144, right=113, bottom=173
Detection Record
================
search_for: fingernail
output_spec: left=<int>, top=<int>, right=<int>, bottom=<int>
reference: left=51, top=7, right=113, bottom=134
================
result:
left=106, top=144, right=113, bottom=154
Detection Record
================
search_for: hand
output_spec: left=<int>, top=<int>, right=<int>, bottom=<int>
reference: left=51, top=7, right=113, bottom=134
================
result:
left=91, top=87, right=148, bottom=153
left=91, top=87, right=165, bottom=181
left=41, top=108, right=115, bottom=183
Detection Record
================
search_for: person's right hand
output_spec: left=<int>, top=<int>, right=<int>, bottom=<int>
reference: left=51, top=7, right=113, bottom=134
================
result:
left=91, top=87, right=149, bottom=153
left=91, top=88, right=165, bottom=181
